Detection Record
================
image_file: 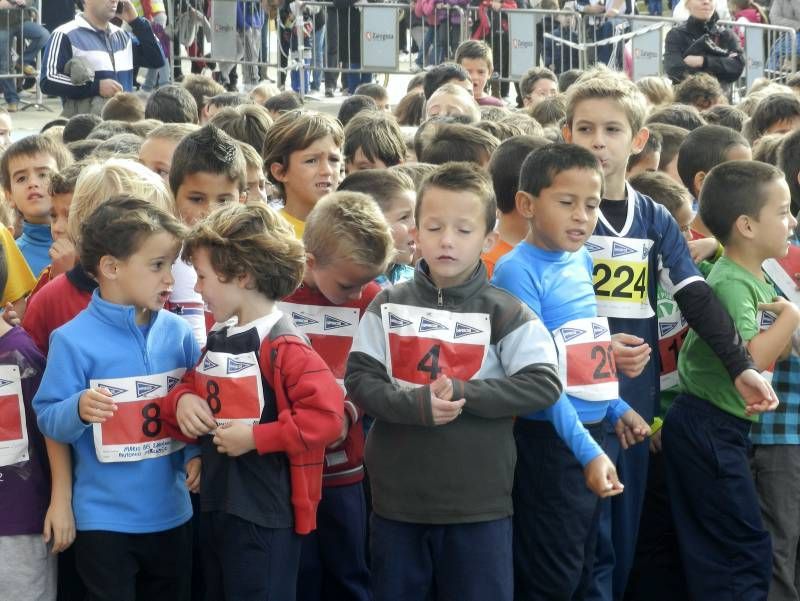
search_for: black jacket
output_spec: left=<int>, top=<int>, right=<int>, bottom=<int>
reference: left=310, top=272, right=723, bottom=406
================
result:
left=664, top=12, right=744, bottom=83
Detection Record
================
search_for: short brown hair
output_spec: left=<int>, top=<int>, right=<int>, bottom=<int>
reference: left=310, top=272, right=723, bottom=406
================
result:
left=304, top=191, right=394, bottom=271
left=674, top=73, right=725, bottom=110
left=565, top=67, right=648, bottom=134
left=417, top=162, right=496, bottom=233
left=101, top=92, right=146, bottom=122
left=338, top=168, right=415, bottom=212
left=1, top=135, right=73, bottom=191
left=527, top=95, right=566, bottom=128
left=146, top=122, right=199, bottom=144
left=420, top=123, right=499, bottom=165
left=262, top=110, right=344, bottom=198
left=344, top=111, right=406, bottom=167
left=237, top=141, right=263, bottom=171
left=169, top=125, right=248, bottom=196
left=520, top=67, right=557, bottom=99
left=81, top=195, right=187, bottom=278
left=49, top=162, right=83, bottom=196
left=209, top=104, right=273, bottom=153
left=390, top=162, right=436, bottom=188
left=455, top=39, right=493, bottom=72
left=182, top=74, right=225, bottom=114
left=394, top=91, right=425, bottom=126
left=629, top=171, right=690, bottom=217
left=183, top=203, right=305, bottom=300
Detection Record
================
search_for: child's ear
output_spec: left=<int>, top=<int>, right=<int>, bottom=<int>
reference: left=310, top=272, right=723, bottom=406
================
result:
left=305, top=252, right=316, bottom=271
left=515, top=191, right=536, bottom=219
left=631, top=127, right=650, bottom=155
left=270, top=162, right=287, bottom=183
left=483, top=229, right=499, bottom=254
left=98, top=255, right=119, bottom=281
left=237, top=271, right=253, bottom=289
left=734, top=214, right=756, bottom=240
left=562, top=124, right=573, bottom=143
left=693, top=171, right=706, bottom=197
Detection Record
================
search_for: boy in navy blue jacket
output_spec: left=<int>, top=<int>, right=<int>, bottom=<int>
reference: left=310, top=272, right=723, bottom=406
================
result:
left=34, top=196, right=200, bottom=601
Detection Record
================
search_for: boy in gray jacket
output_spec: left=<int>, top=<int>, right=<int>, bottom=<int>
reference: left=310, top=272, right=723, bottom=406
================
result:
left=345, top=162, right=563, bottom=601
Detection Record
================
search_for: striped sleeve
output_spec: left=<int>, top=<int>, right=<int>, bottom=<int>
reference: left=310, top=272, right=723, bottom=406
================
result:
left=40, top=30, right=98, bottom=99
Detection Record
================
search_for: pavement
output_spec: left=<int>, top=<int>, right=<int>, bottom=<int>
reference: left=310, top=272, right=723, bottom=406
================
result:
left=5, top=67, right=415, bottom=142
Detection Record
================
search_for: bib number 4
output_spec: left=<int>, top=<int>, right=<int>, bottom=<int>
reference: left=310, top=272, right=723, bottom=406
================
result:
left=417, top=344, right=442, bottom=381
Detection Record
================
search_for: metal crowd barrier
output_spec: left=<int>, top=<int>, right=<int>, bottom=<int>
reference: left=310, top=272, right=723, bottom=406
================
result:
left=1, top=1, right=53, bottom=112
left=164, top=1, right=798, bottom=97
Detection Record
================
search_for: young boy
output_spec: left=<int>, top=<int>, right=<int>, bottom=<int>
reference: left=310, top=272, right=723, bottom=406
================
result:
left=164, top=203, right=344, bottom=600
left=139, top=123, right=199, bottom=184
left=169, top=125, right=248, bottom=226
left=492, top=144, right=650, bottom=601
left=343, top=112, right=407, bottom=174
left=663, top=160, right=798, bottom=599
left=647, top=123, right=689, bottom=186
left=279, top=192, right=393, bottom=601
left=338, top=169, right=418, bottom=285
left=424, top=83, right=481, bottom=122
left=33, top=196, right=201, bottom=601
left=419, top=123, right=499, bottom=167
left=520, top=66, right=559, bottom=108
left=236, top=142, right=271, bottom=204
left=625, top=129, right=662, bottom=179
left=455, top=40, right=505, bottom=107
left=748, top=93, right=800, bottom=142
left=482, top=135, right=550, bottom=278
left=345, top=162, right=564, bottom=601
left=562, top=68, right=775, bottom=600
left=0, top=136, right=72, bottom=276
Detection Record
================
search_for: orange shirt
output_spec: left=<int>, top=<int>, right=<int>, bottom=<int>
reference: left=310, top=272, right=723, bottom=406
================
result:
left=481, top=239, right=514, bottom=280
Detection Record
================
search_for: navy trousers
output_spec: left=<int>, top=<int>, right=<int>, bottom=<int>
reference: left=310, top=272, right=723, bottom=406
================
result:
left=513, top=418, right=605, bottom=601
left=297, top=482, right=371, bottom=601
left=200, top=511, right=301, bottom=601
left=370, top=514, right=513, bottom=601
left=662, top=394, right=772, bottom=601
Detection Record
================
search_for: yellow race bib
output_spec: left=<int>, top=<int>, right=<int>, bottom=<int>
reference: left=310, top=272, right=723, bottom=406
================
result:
left=586, top=235, right=654, bottom=319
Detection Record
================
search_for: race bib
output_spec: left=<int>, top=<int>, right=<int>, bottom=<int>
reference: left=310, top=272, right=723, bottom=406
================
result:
left=756, top=310, right=777, bottom=383
left=586, top=235, right=654, bottom=319
left=280, top=302, right=359, bottom=391
left=381, top=303, right=491, bottom=388
left=552, top=317, right=619, bottom=402
left=194, top=350, right=265, bottom=426
left=0, top=365, right=28, bottom=467
left=90, top=369, right=186, bottom=463
left=656, top=287, right=689, bottom=392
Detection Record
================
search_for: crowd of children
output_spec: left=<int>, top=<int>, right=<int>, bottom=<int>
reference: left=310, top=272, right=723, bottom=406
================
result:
left=4, top=33, right=800, bottom=601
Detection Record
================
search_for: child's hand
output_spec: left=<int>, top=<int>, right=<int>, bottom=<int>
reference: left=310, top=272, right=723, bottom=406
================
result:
left=735, top=369, right=779, bottom=415
left=429, top=376, right=465, bottom=426
left=213, top=422, right=256, bottom=456
left=2, top=302, right=20, bottom=327
left=185, top=456, right=201, bottom=493
left=328, top=413, right=350, bottom=449
left=649, top=428, right=662, bottom=453
left=176, top=393, right=217, bottom=438
left=583, top=453, right=624, bottom=498
left=42, top=496, right=76, bottom=554
left=688, top=237, right=718, bottom=264
left=78, top=387, right=117, bottom=423
left=615, top=409, right=651, bottom=449
left=610, top=333, right=650, bottom=378
left=49, top=238, right=77, bottom=277
left=758, top=297, right=800, bottom=318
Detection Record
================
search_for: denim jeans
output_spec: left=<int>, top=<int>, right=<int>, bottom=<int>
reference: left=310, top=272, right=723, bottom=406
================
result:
left=310, top=26, right=325, bottom=90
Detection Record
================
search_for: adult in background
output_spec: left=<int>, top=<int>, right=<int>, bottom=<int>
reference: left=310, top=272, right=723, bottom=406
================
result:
left=664, top=0, right=744, bottom=93
left=0, top=0, right=50, bottom=112
left=40, top=0, right=164, bottom=117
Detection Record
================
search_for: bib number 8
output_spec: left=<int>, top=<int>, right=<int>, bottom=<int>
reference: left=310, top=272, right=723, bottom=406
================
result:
left=206, top=380, right=222, bottom=414
left=593, top=263, right=647, bottom=300
left=141, top=402, right=162, bottom=438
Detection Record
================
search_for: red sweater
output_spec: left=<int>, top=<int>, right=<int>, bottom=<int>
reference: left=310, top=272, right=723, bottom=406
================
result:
left=164, top=314, right=343, bottom=534
left=280, top=282, right=380, bottom=487
left=22, top=265, right=96, bottom=355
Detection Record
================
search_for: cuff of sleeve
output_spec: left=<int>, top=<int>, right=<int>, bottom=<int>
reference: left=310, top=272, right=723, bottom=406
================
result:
left=606, top=398, right=632, bottom=424
left=183, top=444, right=201, bottom=463
left=579, top=444, right=604, bottom=468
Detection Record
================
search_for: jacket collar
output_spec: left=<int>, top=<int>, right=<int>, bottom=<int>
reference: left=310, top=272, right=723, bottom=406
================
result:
left=413, top=259, right=488, bottom=308
left=66, top=263, right=99, bottom=293
left=87, top=288, right=159, bottom=331
left=20, top=221, right=52, bottom=245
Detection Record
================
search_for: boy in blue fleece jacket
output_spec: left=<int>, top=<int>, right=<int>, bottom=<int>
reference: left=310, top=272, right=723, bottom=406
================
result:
left=34, top=196, right=200, bottom=601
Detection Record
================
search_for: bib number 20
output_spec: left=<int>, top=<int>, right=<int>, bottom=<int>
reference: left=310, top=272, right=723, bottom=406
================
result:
left=592, top=344, right=617, bottom=380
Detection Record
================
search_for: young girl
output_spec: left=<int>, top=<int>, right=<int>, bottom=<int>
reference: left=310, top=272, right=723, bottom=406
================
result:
left=164, top=203, right=343, bottom=599
left=262, top=110, right=344, bottom=238
left=731, top=0, right=768, bottom=46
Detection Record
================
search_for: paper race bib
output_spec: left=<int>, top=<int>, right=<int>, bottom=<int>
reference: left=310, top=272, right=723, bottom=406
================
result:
left=586, top=235, right=654, bottom=319
left=656, top=286, right=689, bottom=392
left=552, top=317, right=619, bottom=402
left=756, top=310, right=777, bottom=383
left=380, top=303, right=491, bottom=388
left=90, top=369, right=186, bottom=463
left=280, top=302, right=359, bottom=391
left=194, top=350, right=265, bottom=426
left=0, top=365, right=28, bottom=467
